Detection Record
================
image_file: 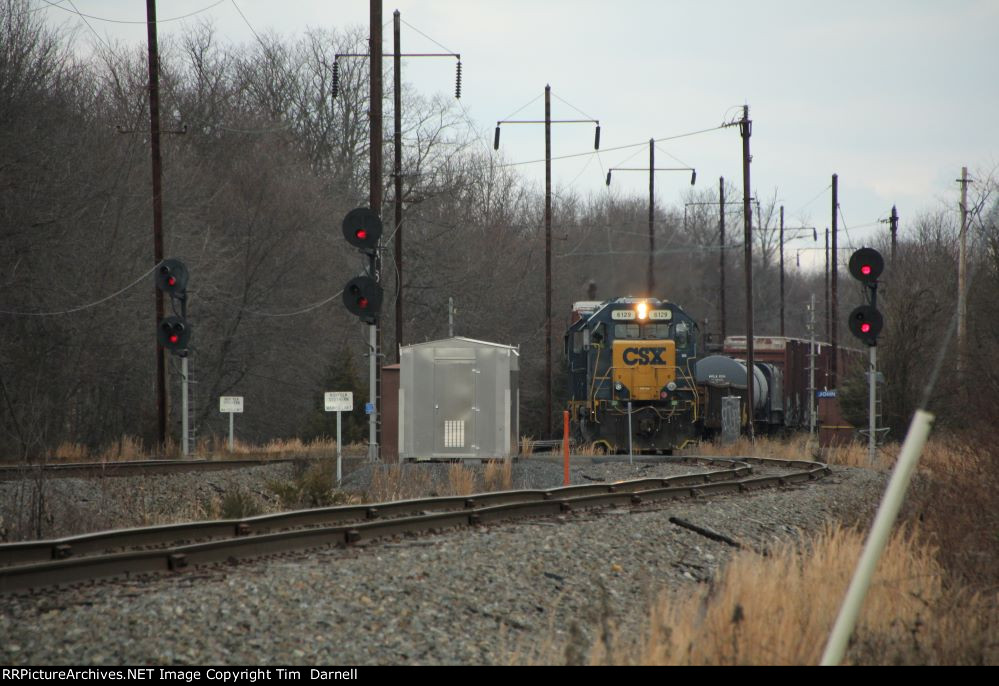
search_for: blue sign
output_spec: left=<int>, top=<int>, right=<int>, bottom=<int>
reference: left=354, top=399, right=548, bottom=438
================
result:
left=817, top=390, right=837, bottom=398
left=364, top=402, right=375, bottom=415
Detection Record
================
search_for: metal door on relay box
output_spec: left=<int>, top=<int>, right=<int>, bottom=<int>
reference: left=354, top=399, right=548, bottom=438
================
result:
left=434, top=360, right=476, bottom=453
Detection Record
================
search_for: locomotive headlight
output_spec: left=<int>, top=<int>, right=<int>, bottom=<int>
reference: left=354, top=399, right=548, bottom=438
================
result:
left=636, top=302, right=648, bottom=320
left=667, top=381, right=677, bottom=391
left=615, top=382, right=623, bottom=391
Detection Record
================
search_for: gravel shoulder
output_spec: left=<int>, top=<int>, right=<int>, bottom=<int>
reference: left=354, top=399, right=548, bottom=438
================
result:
left=0, top=461, right=887, bottom=665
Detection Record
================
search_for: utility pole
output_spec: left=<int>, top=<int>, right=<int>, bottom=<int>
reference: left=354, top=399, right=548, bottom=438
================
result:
left=825, top=228, right=830, bottom=344
left=741, top=105, right=755, bottom=440
left=780, top=205, right=785, bottom=338
left=145, top=0, right=167, bottom=450
left=393, top=10, right=403, bottom=361
left=831, top=173, right=839, bottom=388
left=545, top=85, right=552, bottom=439
left=889, top=205, right=898, bottom=261
left=368, top=0, right=383, bottom=462
left=605, top=141, right=695, bottom=298
left=335, top=22, right=460, bottom=364
left=957, top=166, right=970, bottom=381
left=495, top=87, right=600, bottom=438
left=648, top=139, right=655, bottom=296
left=719, top=176, right=726, bottom=342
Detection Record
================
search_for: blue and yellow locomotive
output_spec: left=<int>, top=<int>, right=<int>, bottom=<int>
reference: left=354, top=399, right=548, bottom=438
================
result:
left=564, top=297, right=701, bottom=452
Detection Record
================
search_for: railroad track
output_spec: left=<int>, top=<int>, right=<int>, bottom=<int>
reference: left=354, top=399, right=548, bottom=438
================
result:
left=0, top=456, right=829, bottom=593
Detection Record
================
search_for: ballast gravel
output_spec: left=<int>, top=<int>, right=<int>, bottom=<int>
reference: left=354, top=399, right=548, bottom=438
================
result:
left=0, top=459, right=888, bottom=665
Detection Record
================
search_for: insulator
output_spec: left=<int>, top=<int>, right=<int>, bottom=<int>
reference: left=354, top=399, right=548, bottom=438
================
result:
left=690, top=170, right=697, bottom=186
left=605, top=170, right=612, bottom=186
left=594, top=124, right=601, bottom=150
left=331, top=61, right=340, bottom=99
left=454, top=60, right=462, bottom=99
left=493, top=125, right=500, bottom=150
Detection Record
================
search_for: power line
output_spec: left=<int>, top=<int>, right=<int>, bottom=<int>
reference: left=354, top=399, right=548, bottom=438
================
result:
left=654, top=144, right=694, bottom=170
left=493, top=125, right=725, bottom=169
left=229, top=0, right=263, bottom=47
left=62, top=0, right=112, bottom=53
left=39, top=0, right=227, bottom=24
left=0, top=261, right=162, bottom=316
left=550, top=90, right=598, bottom=123
left=399, top=18, right=458, bottom=56
left=793, top=183, right=832, bottom=217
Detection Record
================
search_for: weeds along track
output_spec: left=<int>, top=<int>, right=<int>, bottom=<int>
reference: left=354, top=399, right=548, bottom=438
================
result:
left=0, top=456, right=828, bottom=593
left=0, top=456, right=343, bottom=481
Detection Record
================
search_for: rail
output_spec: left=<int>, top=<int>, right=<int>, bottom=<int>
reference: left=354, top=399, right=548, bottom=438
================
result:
left=0, top=456, right=829, bottom=593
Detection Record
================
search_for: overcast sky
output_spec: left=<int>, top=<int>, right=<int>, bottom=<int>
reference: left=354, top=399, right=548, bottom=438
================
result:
left=39, top=0, right=999, bottom=267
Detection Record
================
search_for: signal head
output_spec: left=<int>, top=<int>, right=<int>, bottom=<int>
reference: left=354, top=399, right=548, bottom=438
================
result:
left=156, top=258, right=189, bottom=297
left=342, top=207, right=383, bottom=251
left=848, top=305, right=883, bottom=346
left=342, top=275, right=383, bottom=324
left=849, top=247, right=884, bottom=285
left=157, top=315, right=191, bottom=354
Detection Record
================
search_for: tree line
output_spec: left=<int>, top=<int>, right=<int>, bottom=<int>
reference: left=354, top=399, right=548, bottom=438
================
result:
left=1, top=0, right=996, bottom=458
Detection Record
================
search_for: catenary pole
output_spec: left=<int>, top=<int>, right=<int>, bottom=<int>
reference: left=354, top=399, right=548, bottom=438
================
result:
left=146, top=0, right=167, bottom=450
left=740, top=106, right=754, bottom=440
left=368, top=0, right=382, bottom=461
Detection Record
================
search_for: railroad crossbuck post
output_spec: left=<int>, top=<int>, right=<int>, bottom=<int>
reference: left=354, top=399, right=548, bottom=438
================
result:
left=848, top=248, right=885, bottom=465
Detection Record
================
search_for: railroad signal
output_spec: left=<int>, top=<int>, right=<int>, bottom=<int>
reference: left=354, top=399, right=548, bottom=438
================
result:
left=343, top=275, right=383, bottom=324
left=848, top=247, right=885, bottom=346
left=848, top=247, right=883, bottom=286
left=848, top=305, right=883, bottom=347
left=156, top=258, right=189, bottom=297
left=158, top=315, right=190, bottom=353
left=342, top=207, right=383, bottom=252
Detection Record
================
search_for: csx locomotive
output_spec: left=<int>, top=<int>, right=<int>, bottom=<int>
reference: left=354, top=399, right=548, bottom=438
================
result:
left=565, top=296, right=805, bottom=452
left=565, top=297, right=702, bottom=452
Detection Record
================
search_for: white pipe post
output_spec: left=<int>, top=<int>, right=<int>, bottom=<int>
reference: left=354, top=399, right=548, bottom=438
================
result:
left=228, top=411, right=234, bottom=452
left=820, top=409, right=934, bottom=665
left=336, top=410, right=343, bottom=486
left=868, top=346, right=877, bottom=466
left=181, top=356, right=189, bottom=456
left=627, top=400, right=633, bottom=465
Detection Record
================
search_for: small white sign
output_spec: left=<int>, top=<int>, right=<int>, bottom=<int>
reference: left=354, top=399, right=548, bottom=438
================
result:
left=649, top=309, right=672, bottom=321
left=219, top=396, right=244, bottom=413
left=611, top=309, right=635, bottom=320
left=325, top=391, right=354, bottom=412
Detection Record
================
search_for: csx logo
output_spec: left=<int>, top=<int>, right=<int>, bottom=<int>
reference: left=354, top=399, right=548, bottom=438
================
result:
left=622, top=347, right=667, bottom=365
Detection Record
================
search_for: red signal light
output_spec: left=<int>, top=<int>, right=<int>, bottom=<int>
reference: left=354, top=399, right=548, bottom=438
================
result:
left=358, top=297, right=369, bottom=308
left=356, top=229, right=367, bottom=241
left=861, top=323, right=871, bottom=333
left=861, top=265, right=871, bottom=276
left=169, top=333, right=179, bottom=343
left=168, top=276, right=177, bottom=286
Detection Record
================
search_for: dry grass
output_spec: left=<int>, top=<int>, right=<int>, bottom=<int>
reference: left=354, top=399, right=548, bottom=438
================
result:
left=574, top=524, right=997, bottom=665
left=483, top=457, right=514, bottom=491
left=519, top=436, right=535, bottom=457
left=203, top=435, right=339, bottom=458
left=686, top=433, right=903, bottom=470
left=446, top=462, right=477, bottom=496
left=366, top=465, right=435, bottom=502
